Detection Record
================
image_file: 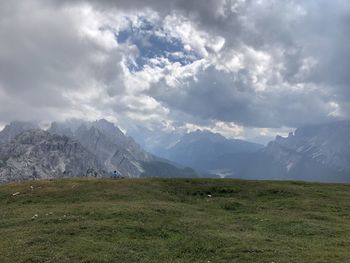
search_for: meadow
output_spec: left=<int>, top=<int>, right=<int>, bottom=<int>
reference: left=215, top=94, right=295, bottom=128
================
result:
left=1, top=178, right=350, bottom=262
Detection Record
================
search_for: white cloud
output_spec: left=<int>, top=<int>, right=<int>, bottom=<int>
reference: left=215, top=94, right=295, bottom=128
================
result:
left=163, top=13, right=225, bottom=58
left=0, top=0, right=349, bottom=143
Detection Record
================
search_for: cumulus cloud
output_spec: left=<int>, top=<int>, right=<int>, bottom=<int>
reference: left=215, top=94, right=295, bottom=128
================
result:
left=0, top=0, right=349, bottom=142
left=0, top=0, right=144, bottom=125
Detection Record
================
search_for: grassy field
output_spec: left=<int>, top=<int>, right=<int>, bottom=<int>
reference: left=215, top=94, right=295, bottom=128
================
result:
left=1, top=178, right=350, bottom=263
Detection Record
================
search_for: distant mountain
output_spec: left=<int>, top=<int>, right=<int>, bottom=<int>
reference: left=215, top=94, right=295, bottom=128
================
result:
left=49, top=119, right=197, bottom=178
left=156, top=122, right=350, bottom=182
left=2, top=119, right=348, bottom=183
left=160, top=130, right=264, bottom=176
left=0, top=130, right=104, bottom=184
left=0, top=119, right=197, bottom=183
left=125, top=125, right=183, bottom=156
left=239, top=121, right=350, bottom=182
left=0, top=121, right=39, bottom=143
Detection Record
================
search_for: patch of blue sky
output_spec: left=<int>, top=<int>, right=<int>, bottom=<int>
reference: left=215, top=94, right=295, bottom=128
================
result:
left=116, top=19, right=200, bottom=72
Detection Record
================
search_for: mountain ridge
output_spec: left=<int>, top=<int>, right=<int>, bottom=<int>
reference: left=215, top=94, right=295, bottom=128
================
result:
left=0, top=120, right=198, bottom=183
left=159, top=129, right=264, bottom=174
left=0, top=129, right=104, bottom=183
left=0, top=119, right=349, bottom=183
left=234, top=121, right=350, bottom=182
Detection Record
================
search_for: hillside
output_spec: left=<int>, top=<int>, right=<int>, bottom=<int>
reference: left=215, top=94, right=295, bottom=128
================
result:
left=150, top=121, right=350, bottom=182
left=0, top=130, right=104, bottom=183
left=0, top=121, right=39, bottom=144
left=0, top=120, right=197, bottom=182
left=49, top=119, right=154, bottom=177
left=160, top=130, right=264, bottom=176
left=241, top=121, right=350, bottom=182
left=1, top=178, right=350, bottom=262
left=49, top=119, right=197, bottom=178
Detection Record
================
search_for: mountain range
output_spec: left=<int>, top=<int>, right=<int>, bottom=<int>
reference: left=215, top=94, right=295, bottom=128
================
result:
left=0, top=129, right=103, bottom=184
left=0, top=119, right=349, bottom=183
left=0, top=120, right=197, bottom=183
left=242, top=121, right=350, bottom=182
left=161, top=121, right=350, bottom=182
left=158, top=130, right=264, bottom=177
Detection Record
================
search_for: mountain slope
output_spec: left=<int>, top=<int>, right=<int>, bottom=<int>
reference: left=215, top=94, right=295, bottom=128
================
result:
left=49, top=119, right=196, bottom=178
left=162, top=130, right=264, bottom=175
left=0, top=130, right=103, bottom=183
left=239, top=121, right=350, bottom=182
left=157, top=122, right=350, bottom=182
left=274, top=121, right=350, bottom=173
left=0, top=121, right=39, bottom=143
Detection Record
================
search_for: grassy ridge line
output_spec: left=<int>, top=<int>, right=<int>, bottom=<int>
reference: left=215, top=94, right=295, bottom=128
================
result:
left=1, top=178, right=350, bottom=263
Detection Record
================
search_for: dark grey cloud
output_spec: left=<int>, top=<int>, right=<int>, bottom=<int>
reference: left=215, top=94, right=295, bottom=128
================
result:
left=148, top=66, right=336, bottom=128
left=144, top=0, right=350, bottom=128
left=244, top=1, right=350, bottom=89
left=0, top=0, right=126, bottom=122
left=0, top=0, right=349, bottom=136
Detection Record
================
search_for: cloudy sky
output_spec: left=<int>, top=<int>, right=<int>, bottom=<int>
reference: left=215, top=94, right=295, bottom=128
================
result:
left=0, top=0, right=349, bottom=144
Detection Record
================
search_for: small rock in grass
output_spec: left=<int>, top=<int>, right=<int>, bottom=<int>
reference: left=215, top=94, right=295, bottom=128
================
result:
left=31, top=214, right=38, bottom=219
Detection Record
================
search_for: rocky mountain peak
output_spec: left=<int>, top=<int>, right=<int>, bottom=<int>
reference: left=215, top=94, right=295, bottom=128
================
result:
left=0, top=129, right=104, bottom=184
left=259, top=121, right=350, bottom=181
left=0, top=121, right=39, bottom=143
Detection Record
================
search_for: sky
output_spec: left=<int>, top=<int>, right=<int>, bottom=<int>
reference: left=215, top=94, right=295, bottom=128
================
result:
left=0, top=0, right=349, bottom=145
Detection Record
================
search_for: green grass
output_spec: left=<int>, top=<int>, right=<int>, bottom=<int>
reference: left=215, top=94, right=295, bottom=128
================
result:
left=1, top=178, right=350, bottom=263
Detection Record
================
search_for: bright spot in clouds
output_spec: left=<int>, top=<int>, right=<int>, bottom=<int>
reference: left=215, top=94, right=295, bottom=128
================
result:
left=0, top=0, right=349, bottom=145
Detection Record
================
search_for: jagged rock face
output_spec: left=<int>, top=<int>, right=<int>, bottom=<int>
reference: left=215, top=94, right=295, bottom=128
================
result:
left=0, top=121, right=39, bottom=143
left=49, top=119, right=155, bottom=177
left=74, top=125, right=147, bottom=177
left=0, top=130, right=103, bottom=183
left=1, top=119, right=349, bottom=182
left=48, top=119, right=198, bottom=178
left=91, top=119, right=152, bottom=162
left=250, top=121, right=350, bottom=182
left=0, top=120, right=197, bottom=182
left=273, top=121, right=350, bottom=173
